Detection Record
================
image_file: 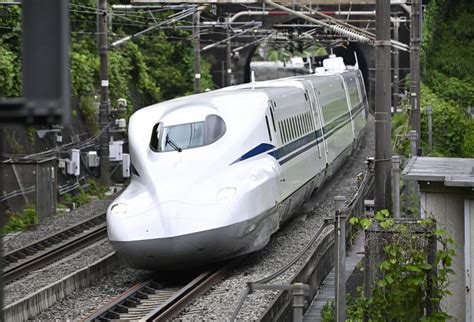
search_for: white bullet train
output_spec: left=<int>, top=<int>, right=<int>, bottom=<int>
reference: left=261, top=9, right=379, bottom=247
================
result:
left=107, top=56, right=368, bottom=270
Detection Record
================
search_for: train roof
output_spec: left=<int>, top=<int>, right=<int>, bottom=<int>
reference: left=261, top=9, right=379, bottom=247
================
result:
left=132, top=64, right=360, bottom=121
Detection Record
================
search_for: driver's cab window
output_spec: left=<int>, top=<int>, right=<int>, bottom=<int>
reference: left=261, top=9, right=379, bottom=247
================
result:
left=149, top=114, right=226, bottom=152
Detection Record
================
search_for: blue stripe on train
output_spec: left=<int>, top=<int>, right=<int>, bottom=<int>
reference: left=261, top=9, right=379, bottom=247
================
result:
left=232, top=104, right=364, bottom=165
left=230, top=143, right=275, bottom=165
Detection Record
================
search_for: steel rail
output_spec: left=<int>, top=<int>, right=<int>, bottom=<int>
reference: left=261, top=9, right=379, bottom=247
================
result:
left=84, top=259, right=239, bottom=321
left=81, top=279, right=156, bottom=321
left=3, top=213, right=107, bottom=284
left=145, top=267, right=230, bottom=321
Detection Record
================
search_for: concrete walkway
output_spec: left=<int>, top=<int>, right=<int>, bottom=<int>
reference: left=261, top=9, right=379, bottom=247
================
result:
left=303, top=231, right=365, bottom=321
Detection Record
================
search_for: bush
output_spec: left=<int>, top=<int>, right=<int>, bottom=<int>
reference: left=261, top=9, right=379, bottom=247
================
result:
left=322, top=211, right=455, bottom=321
left=420, top=84, right=472, bottom=157
left=2, top=206, right=39, bottom=234
left=87, top=179, right=108, bottom=199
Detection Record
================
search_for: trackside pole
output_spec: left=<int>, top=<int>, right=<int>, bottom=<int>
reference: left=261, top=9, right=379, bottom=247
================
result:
left=293, top=283, right=307, bottom=322
left=374, top=0, right=393, bottom=211
left=193, top=10, right=201, bottom=94
left=334, top=196, right=346, bottom=322
left=428, top=104, right=433, bottom=152
left=392, top=156, right=401, bottom=219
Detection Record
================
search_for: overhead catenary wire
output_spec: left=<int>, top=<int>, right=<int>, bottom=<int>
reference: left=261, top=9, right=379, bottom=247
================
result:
left=111, top=7, right=200, bottom=48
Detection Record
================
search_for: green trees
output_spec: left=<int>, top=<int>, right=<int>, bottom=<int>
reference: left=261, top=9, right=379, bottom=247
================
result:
left=0, top=1, right=214, bottom=125
left=0, top=5, right=21, bottom=97
left=419, top=0, right=474, bottom=158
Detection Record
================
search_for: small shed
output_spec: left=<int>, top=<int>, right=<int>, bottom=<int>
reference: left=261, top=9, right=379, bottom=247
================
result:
left=1, top=158, right=57, bottom=222
left=402, top=156, right=474, bottom=321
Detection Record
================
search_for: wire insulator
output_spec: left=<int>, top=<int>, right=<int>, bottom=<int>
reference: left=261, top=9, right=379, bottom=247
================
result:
left=331, top=24, right=371, bottom=43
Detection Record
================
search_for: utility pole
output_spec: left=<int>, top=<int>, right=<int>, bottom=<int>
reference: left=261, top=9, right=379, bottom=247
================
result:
left=98, top=0, right=110, bottom=187
left=392, top=19, right=400, bottom=113
left=374, top=0, right=392, bottom=211
left=410, top=0, right=421, bottom=151
left=225, top=17, right=232, bottom=87
left=193, top=10, right=201, bottom=94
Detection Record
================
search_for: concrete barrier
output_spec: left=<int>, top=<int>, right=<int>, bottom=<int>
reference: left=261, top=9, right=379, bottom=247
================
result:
left=3, top=252, right=119, bottom=322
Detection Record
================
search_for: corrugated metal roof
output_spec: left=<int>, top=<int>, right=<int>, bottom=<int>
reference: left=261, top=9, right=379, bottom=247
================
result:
left=402, top=156, right=474, bottom=187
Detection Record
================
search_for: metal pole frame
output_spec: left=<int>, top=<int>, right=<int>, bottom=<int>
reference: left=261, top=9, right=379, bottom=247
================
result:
left=98, top=0, right=111, bottom=187
left=374, top=0, right=393, bottom=211
left=410, top=0, right=421, bottom=150
left=193, top=10, right=201, bottom=93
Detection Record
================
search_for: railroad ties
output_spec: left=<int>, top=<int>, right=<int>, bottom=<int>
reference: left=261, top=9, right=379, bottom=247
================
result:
left=2, top=213, right=107, bottom=284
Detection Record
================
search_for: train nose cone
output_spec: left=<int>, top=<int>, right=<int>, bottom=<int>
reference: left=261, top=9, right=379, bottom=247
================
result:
left=107, top=199, right=255, bottom=269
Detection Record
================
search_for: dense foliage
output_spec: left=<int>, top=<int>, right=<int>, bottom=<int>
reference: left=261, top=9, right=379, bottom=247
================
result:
left=0, top=0, right=214, bottom=123
left=393, top=83, right=474, bottom=158
left=419, top=0, right=473, bottom=158
left=422, top=0, right=474, bottom=108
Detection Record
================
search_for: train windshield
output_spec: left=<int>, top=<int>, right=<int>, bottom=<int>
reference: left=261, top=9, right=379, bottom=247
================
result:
left=149, top=114, right=226, bottom=152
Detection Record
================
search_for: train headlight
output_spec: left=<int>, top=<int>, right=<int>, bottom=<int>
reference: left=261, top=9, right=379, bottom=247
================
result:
left=111, top=203, right=127, bottom=215
left=216, top=187, right=237, bottom=203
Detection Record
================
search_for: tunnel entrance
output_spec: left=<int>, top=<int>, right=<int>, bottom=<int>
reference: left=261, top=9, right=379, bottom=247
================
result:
left=243, top=38, right=370, bottom=96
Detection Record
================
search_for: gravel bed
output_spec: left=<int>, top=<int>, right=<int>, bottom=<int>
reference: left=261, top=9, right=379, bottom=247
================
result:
left=29, top=118, right=375, bottom=320
left=33, top=265, right=151, bottom=321
left=4, top=238, right=115, bottom=306
left=3, top=193, right=118, bottom=254
left=178, top=117, right=375, bottom=320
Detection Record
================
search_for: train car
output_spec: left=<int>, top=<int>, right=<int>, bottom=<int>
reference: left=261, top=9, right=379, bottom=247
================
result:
left=106, top=55, right=368, bottom=270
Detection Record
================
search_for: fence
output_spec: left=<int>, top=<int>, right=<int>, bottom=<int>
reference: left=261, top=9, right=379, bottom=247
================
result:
left=230, top=161, right=374, bottom=321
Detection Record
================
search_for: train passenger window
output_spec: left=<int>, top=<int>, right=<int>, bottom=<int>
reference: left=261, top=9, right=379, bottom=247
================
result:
left=294, top=116, right=298, bottom=138
left=297, top=116, right=300, bottom=137
left=304, top=113, right=309, bottom=133
left=150, top=114, right=226, bottom=152
left=269, top=105, right=276, bottom=132
left=289, top=119, right=293, bottom=139
left=300, top=115, right=304, bottom=134
left=279, top=122, right=284, bottom=143
left=318, top=77, right=349, bottom=123
left=344, top=75, right=361, bottom=108
left=294, top=117, right=298, bottom=138
left=299, top=115, right=303, bottom=136
left=265, top=115, right=272, bottom=142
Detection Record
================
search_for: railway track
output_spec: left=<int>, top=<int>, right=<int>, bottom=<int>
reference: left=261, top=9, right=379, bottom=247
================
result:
left=2, top=213, right=107, bottom=284
left=84, top=262, right=234, bottom=321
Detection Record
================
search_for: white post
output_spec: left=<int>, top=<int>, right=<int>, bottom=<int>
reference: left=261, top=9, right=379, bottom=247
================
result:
left=334, top=196, right=346, bottom=322
left=392, top=156, right=401, bottom=219
left=465, top=199, right=471, bottom=321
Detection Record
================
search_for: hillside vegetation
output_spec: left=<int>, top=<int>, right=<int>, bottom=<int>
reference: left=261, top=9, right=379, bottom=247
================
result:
left=419, top=0, right=474, bottom=157
left=0, top=0, right=214, bottom=127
